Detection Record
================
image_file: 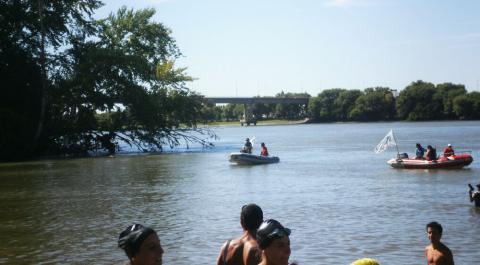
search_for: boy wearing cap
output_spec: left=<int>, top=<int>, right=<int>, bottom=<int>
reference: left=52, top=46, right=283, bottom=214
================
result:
left=256, top=219, right=291, bottom=265
left=216, top=204, right=263, bottom=265
left=443, top=144, right=454, bottom=157
left=118, top=224, right=164, bottom=265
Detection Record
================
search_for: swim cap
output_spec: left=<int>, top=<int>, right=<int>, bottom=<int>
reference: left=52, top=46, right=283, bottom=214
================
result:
left=256, top=219, right=290, bottom=249
left=448, top=144, right=452, bottom=147
left=118, top=224, right=156, bottom=259
left=351, top=258, right=380, bottom=265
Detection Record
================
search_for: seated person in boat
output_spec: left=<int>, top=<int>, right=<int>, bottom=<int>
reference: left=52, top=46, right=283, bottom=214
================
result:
left=443, top=144, right=455, bottom=157
left=415, top=143, right=425, bottom=159
left=468, top=183, right=480, bottom=207
left=425, top=145, right=437, bottom=161
left=241, top=138, right=253, bottom=154
left=260, top=143, right=269, bottom=156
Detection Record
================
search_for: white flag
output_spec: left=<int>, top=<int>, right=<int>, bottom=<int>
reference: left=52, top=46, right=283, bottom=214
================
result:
left=374, top=129, right=397, bottom=153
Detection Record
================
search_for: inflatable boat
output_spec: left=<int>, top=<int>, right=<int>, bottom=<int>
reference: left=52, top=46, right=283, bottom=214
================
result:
left=229, top=152, right=280, bottom=165
left=387, top=153, right=473, bottom=169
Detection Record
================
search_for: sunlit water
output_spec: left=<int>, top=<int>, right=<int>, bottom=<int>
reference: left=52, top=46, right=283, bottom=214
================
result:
left=1, top=121, right=480, bottom=264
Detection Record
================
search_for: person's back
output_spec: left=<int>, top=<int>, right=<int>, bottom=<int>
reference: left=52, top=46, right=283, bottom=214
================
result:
left=469, top=184, right=480, bottom=207
left=443, top=144, right=454, bottom=157
left=416, top=143, right=425, bottom=159
left=217, top=204, right=263, bottom=265
left=260, top=143, right=268, bottom=156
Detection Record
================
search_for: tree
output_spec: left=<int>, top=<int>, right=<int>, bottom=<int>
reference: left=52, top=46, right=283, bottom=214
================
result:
left=396, top=80, right=438, bottom=121
left=0, top=0, right=102, bottom=160
left=349, top=87, right=396, bottom=121
left=47, top=7, right=215, bottom=154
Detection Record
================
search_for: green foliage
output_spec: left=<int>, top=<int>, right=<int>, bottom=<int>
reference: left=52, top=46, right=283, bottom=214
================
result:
left=349, top=87, right=395, bottom=121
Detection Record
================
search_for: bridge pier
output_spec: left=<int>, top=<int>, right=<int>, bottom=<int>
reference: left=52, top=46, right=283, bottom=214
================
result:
left=240, top=104, right=256, bottom=126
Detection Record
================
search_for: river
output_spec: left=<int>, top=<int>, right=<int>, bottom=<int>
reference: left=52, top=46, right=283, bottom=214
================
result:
left=1, top=121, right=480, bottom=264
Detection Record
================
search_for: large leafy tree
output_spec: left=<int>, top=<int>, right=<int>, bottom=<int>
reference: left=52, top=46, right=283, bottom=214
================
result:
left=0, top=0, right=102, bottom=160
left=48, top=7, right=214, bottom=154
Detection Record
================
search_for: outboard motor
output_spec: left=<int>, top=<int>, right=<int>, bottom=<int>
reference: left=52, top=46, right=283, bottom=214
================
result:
left=397, top=153, right=409, bottom=159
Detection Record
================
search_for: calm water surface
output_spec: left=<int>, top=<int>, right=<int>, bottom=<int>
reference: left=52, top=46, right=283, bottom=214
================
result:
left=1, top=121, right=480, bottom=264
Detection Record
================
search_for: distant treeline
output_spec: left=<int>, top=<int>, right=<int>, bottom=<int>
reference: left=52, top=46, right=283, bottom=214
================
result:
left=200, top=81, right=480, bottom=122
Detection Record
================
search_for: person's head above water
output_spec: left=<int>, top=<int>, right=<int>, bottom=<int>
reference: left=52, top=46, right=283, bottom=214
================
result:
left=256, top=219, right=291, bottom=250
left=246, top=138, right=250, bottom=141
left=118, top=224, right=164, bottom=264
left=351, top=258, right=380, bottom=265
left=240, top=203, right=263, bottom=231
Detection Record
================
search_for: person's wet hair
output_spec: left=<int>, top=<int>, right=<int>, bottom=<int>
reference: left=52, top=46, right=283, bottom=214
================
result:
left=240, top=204, right=263, bottom=231
left=426, top=221, right=443, bottom=235
left=256, top=219, right=291, bottom=249
left=118, top=224, right=156, bottom=259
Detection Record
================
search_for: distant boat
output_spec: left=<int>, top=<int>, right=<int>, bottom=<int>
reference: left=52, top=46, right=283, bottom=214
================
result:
left=229, top=152, right=280, bottom=165
left=387, top=153, right=473, bottom=169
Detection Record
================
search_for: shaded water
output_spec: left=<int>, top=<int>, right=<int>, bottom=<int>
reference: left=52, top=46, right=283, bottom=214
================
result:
left=1, top=121, right=480, bottom=264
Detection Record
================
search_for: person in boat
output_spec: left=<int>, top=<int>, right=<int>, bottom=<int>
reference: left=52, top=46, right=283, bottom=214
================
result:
left=216, top=203, right=263, bottom=265
left=118, top=223, right=164, bottom=265
left=241, top=138, right=253, bottom=154
left=415, top=143, right=425, bottom=159
left=425, top=221, right=454, bottom=265
left=443, top=144, right=455, bottom=157
left=425, top=145, right=437, bottom=161
left=256, top=219, right=292, bottom=265
left=260, top=143, right=269, bottom=156
left=468, top=183, right=480, bottom=207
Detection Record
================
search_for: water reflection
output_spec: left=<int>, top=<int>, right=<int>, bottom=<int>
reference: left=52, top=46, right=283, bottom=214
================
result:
left=1, top=121, right=480, bottom=264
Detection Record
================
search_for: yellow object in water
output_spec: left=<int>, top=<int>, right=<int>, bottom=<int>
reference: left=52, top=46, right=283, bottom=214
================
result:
left=351, top=258, right=380, bottom=265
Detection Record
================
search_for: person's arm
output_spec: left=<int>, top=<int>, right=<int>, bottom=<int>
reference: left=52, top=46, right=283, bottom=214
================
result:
left=216, top=242, right=227, bottom=265
left=446, top=248, right=454, bottom=265
left=469, top=184, right=474, bottom=202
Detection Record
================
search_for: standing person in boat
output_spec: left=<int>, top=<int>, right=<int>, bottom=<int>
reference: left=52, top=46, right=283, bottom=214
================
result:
left=425, top=145, right=437, bottom=161
left=415, top=143, right=426, bottom=159
left=443, top=144, right=455, bottom=157
left=257, top=219, right=292, bottom=265
left=216, top=203, right=263, bottom=265
left=425, top=221, right=454, bottom=265
left=242, top=138, right=253, bottom=154
left=468, top=183, right=480, bottom=207
left=260, top=143, right=269, bottom=156
left=118, top=223, right=164, bottom=265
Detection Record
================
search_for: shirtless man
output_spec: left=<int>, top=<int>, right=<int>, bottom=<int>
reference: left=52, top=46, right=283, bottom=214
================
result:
left=216, top=204, right=263, bottom=265
left=425, top=221, right=454, bottom=265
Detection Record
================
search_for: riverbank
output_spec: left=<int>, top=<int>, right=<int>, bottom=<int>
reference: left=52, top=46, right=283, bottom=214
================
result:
left=204, top=118, right=310, bottom=126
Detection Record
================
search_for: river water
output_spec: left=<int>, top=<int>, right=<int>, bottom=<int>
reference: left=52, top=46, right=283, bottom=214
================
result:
left=1, top=121, right=480, bottom=264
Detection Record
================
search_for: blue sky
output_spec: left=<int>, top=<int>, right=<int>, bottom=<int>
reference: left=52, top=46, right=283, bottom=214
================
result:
left=95, top=0, right=480, bottom=97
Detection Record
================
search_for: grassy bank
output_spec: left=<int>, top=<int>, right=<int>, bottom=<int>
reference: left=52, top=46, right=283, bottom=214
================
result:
left=203, top=119, right=308, bottom=126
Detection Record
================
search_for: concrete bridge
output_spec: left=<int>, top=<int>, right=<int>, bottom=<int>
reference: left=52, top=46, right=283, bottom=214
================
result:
left=204, top=97, right=310, bottom=125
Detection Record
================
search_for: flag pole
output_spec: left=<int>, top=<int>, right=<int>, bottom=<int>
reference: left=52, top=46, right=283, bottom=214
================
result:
left=391, top=129, right=400, bottom=156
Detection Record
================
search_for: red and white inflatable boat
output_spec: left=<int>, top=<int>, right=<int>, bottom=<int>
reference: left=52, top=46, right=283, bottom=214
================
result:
left=387, top=153, right=473, bottom=169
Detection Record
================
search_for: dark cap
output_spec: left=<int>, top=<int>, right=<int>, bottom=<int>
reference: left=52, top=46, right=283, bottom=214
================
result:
left=256, top=219, right=291, bottom=249
left=118, top=224, right=156, bottom=258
